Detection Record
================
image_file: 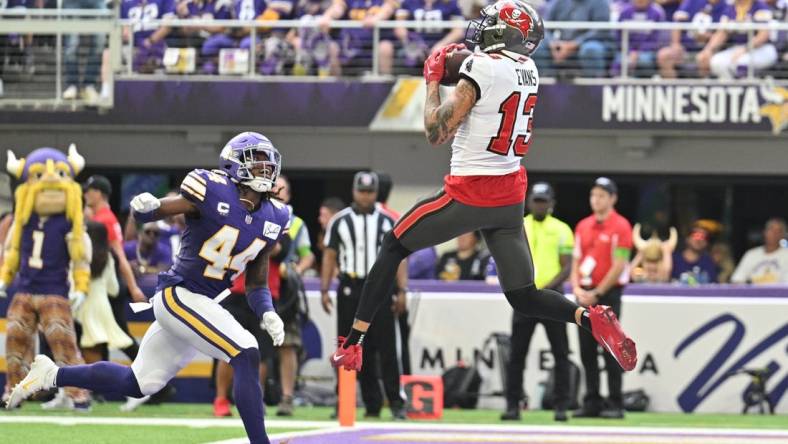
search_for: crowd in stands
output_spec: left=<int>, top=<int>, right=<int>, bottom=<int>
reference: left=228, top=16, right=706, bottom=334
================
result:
left=2, top=0, right=788, bottom=99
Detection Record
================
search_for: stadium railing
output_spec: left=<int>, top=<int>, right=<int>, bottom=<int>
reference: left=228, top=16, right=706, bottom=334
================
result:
left=1, top=10, right=787, bottom=110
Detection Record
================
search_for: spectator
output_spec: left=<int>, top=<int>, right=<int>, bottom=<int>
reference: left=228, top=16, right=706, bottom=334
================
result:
left=317, top=196, right=346, bottom=257
left=121, top=0, right=176, bottom=73
left=671, top=226, right=718, bottom=284
left=765, top=0, right=787, bottom=59
left=657, top=0, right=728, bottom=78
left=74, top=222, right=134, bottom=365
left=732, top=218, right=788, bottom=284
left=62, top=0, right=107, bottom=101
left=571, top=177, right=632, bottom=419
left=655, top=0, right=681, bottom=20
left=254, top=0, right=299, bottom=75
left=386, top=0, right=465, bottom=75
left=491, top=182, right=573, bottom=423
left=630, top=224, right=677, bottom=283
left=123, top=221, right=173, bottom=292
left=711, top=241, right=735, bottom=283
left=201, top=0, right=265, bottom=74
left=408, top=247, right=438, bottom=279
left=84, top=175, right=147, bottom=303
left=173, top=0, right=232, bottom=61
left=289, top=0, right=334, bottom=76
left=612, top=0, right=666, bottom=77
left=318, top=0, right=398, bottom=75
left=436, top=231, right=490, bottom=281
left=698, top=0, right=776, bottom=78
left=271, top=175, right=314, bottom=417
left=532, top=0, right=611, bottom=77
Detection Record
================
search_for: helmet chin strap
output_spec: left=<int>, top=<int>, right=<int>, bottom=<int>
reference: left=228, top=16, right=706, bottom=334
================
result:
left=243, top=177, right=273, bottom=193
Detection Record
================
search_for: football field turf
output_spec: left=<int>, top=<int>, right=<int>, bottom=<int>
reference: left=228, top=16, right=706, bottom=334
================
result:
left=2, top=403, right=787, bottom=443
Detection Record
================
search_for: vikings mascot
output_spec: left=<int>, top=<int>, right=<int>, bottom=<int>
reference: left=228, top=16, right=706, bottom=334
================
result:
left=1, top=145, right=91, bottom=407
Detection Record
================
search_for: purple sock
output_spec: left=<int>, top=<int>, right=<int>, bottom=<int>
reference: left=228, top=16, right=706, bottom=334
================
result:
left=231, top=348, right=268, bottom=444
left=56, top=362, right=144, bottom=398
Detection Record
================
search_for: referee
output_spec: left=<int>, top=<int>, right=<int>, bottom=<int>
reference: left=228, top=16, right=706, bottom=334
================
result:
left=320, top=171, right=408, bottom=420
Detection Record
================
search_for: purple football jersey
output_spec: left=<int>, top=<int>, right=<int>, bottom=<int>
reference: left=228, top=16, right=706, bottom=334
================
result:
left=673, top=0, right=728, bottom=49
left=233, top=0, right=266, bottom=20
left=159, top=169, right=291, bottom=298
left=185, top=0, right=231, bottom=18
left=397, top=0, right=463, bottom=40
left=720, top=0, right=773, bottom=44
left=618, top=3, right=666, bottom=52
left=342, top=0, right=385, bottom=39
left=15, top=214, right=72, bottom=297
left=121, top=0, right=177, bottom=45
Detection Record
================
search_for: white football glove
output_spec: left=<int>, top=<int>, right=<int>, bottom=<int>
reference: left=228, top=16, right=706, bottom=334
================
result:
left=69, top=291, right=86, bottom=314
left=0, top=281, right=7, bottom=298
left=261, top=311, right=285, bottom=347
left=130, top=192, right=161, bottom=214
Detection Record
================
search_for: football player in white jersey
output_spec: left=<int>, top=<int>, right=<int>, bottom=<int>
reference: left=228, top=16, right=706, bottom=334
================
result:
left=330, top=0, right=638, bottom=375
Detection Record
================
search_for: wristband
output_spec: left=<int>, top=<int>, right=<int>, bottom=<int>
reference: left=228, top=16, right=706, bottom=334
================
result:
left=247, top=287, right=274, bottom=319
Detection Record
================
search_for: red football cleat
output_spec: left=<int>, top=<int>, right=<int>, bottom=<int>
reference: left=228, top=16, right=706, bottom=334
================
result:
left=588, top=305, right=638, bottom=371
left=330, top=336, right=363, bottom=371
left=213, top=397, right=232, bottom=417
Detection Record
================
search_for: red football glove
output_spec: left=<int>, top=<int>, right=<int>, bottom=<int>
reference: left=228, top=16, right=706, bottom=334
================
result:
left=423, top=43, right=466, bottom=84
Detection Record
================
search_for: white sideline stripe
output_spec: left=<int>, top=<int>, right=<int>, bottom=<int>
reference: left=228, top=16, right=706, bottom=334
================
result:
left=209, top=427, right=349, bottom=444
left=0, top=416, right=333, bottom=429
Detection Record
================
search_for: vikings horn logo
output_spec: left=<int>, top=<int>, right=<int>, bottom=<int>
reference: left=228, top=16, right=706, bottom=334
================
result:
left=1, top=145, right=90, bottom=294
left=759, top=81, right=788, bottom=135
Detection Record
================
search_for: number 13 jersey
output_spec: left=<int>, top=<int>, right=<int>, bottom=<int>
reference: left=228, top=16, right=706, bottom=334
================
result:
left=161, top=169, right=291, bottom=298
left=452, top=51, right=539, bottom=177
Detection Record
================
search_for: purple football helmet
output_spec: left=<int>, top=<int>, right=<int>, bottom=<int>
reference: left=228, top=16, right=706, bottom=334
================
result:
left=219, top=132, right=281, bottom=193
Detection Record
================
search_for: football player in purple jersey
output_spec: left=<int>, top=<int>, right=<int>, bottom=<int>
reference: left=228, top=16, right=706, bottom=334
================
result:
left=8, top=132, right=290, bottom=444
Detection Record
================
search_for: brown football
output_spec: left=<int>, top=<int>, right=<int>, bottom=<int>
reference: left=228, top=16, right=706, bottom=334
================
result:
left=440, top=48, right=473, bottom=86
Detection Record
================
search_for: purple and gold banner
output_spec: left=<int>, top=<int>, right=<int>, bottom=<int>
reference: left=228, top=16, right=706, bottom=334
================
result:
left=0, top=79, right=785, bottom=135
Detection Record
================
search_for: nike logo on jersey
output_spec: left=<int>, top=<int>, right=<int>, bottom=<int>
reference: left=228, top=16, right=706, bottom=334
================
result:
left=263, top=221, right=281, bottom=240
left=332, top=353, right=345, bottom=362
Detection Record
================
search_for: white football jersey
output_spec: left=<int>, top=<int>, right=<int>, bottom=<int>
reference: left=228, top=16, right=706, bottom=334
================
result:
left=451, top=50, right=539, bottom=176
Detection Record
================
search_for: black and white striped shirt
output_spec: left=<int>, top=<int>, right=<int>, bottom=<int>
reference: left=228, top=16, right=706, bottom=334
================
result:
left=323, top=205, right=395, bottom=279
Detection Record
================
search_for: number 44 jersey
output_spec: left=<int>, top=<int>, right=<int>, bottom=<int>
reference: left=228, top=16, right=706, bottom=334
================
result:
left=451, top=51, right=539, bottom=177
left=160, top=169, right=291, bottom=298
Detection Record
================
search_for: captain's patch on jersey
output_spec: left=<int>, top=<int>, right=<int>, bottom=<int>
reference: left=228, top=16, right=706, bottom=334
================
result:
left=263, top=221, right=282, bottom=240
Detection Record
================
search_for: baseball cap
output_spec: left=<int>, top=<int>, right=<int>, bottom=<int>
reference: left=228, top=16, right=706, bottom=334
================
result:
left=529, top=182, right=554, bottom=201
left=593, top=176, right=618, bottom=195
left=353, top=171, right=379, bottom=192
left=83, top=175, right=112, bottom=197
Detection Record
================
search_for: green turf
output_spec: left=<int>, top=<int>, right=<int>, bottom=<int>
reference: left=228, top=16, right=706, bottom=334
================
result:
left=3, top=424, right=299, bottom=443
left=5, top=402, right=786, bottom=430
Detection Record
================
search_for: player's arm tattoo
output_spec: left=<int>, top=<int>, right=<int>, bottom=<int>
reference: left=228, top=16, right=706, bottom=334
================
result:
left=423, top=79, right=477, bottom=146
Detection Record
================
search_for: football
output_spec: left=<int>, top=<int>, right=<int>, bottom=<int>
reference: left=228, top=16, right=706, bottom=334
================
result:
left=440, top=48, right=473, bottom=85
